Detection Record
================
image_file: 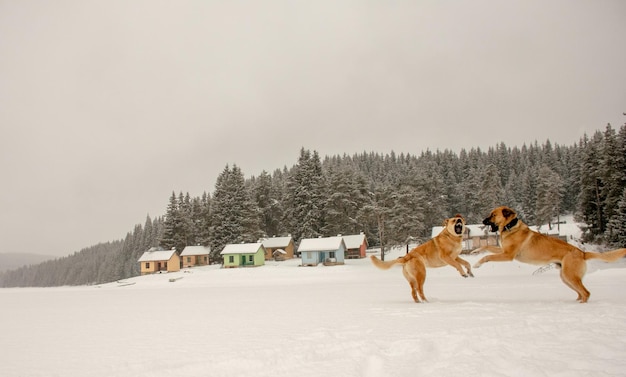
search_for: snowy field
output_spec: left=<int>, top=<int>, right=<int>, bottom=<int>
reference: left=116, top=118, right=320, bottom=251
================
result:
left=2, top=248, right=626, bottom=377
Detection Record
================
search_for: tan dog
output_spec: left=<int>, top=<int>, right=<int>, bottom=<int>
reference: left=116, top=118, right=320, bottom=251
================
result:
left=371, top=215, right=472, bottom=303
left=473, top=206, right=626, bottom=303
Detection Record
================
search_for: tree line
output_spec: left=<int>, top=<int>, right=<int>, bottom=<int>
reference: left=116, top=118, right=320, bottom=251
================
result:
left=2, top=122, right=625, bottom=287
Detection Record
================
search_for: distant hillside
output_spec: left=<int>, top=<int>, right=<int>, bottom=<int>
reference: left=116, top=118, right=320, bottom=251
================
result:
left=0, top=253, right=53, bottom=273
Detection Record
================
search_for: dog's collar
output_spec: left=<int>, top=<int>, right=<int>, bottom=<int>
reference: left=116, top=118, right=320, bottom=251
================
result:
left=503, top=217, right=518, bottom=232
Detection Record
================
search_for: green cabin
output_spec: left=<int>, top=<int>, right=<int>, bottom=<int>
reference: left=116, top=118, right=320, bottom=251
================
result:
left=220, top=242, right=266, bottom=268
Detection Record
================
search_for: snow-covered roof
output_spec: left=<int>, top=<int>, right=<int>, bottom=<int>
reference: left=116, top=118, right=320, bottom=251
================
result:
left=260, top=236, right=293, bottom=249
left=180, top=245, right=211, bottom=256
left=342, top=233, right=367, bottom=249
left=298, top=236, right=345, bottom=252
left=137, top=249, right=177, bottom=262
left=220, top=242, right=264, bottom=255
left=465, top=224, right=490, bottom=237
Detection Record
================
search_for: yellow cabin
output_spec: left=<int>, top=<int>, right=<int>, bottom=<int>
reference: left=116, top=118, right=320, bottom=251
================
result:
left=138, top=248, right=181, bottom=275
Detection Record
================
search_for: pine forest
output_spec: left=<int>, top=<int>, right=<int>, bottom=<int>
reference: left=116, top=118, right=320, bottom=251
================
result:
left=2, top=123, right=626, bottom=287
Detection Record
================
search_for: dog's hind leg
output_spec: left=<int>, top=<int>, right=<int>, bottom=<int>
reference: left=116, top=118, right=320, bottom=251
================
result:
left=416, top=273, right=427, bottom=302
left=403, top=263, right=427, bottom=303
left=560, top=255, right=590, bottom=303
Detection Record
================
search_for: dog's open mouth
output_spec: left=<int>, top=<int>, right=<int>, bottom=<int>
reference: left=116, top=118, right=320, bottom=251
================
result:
left=454, top=220, right=464, bottom=235
left=484, top=222, right=498, bottom=232
left=483, top=217, right=498, bottom=232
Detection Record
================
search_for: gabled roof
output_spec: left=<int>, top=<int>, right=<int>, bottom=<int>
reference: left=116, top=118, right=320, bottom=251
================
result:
left=342, top=233, right=367, bottom=249
left=298, top=236, right=345, bottom=252
left=138, top=249, right=177, bottom=262
left=260, top=236, right=293, bottom=249
left=220, top=242, right=265, bottom=255
left=180, top=245, right=211, bottom=257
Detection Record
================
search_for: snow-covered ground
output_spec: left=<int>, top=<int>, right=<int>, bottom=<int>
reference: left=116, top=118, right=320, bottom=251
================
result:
left=2, top=246, right=626, bottom=377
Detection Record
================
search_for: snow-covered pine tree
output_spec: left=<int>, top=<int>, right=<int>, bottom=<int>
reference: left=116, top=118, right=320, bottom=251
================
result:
left=412, top=159, right=445, bottom=234
left=479, top=163, right=505, bottom=215
left=286, top=149, right=326, bottom=242
left=535, top=165, right=564, bottom=229
left=387, top=184, right=426, bottom=246
left=189, top=193, right=211, bottom=247
left=600, top=124, right=626, bottom=241
left=160, top=192, right=187, bottom=252
left=252, top=170, right=281, bottom=238
left=323, top=164, right=369, bottom=236
left=178, top=192, right=195, bottom=247
left=577, top=131, right=605, bottom=241
left=358, top=184, right=394, bottom=260
left=210, top=165, right=261, bottom=262
left=606, top=187, right=626, bottom=247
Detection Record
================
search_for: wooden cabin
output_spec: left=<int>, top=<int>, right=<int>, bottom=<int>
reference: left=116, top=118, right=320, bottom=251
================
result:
left=180, top=245, right=211, bottom=268
left=260, top=236, right=295, bottom=261
left=220, top=243, right=266, bottom=268
left=298, top=236, right=346, bottom=266
left=137, top=248, right=181, bottom=275
left=342, top=233, right=368, bottom=259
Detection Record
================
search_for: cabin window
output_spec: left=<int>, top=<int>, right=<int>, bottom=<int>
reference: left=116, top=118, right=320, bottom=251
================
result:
left=249, top=255, right=254, bottom=262
left=330, top=251, right=336, bottom=259
left=145, top=262, right=150, bottom=269
left=307, top=252, right=312, bottom=259
left=229, top=256, right=234, bottom=263
left=187, top=257, right=191, bottom=263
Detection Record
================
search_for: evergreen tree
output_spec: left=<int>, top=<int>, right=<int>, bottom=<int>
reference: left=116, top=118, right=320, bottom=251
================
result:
left=577, top=132, right=605, bottom=240
left=210, top=164, right=261, bottom=262
left=160, top=192, right=186, bottom=251
left=253, top=171, right=282, bottom=237
left=600, top=124, right=626, bottom=241
left=178, top=192, right=194, bottom=246
left=461, top=166, right=485, bottom=223
left=358, top=184, right=395, bottom=260
left=285, top=149, right=326, bottom=242
left=323, top=165, right=369, bottom=236
left=387, top=184, right=426, bottom=245
left=412, top=159, right=446, bottom=233
left=606, top=188, right=626, bottom=247
left=535, top=165, right=564, bottom=229
left=479, top=163, right=505, bottom=213
left=7, top=126, right=626, bottom=287
left=192, top=192, right=212, bottom=246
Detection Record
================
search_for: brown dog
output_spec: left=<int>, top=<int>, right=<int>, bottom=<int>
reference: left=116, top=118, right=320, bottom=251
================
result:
left=473, top=206, right=626, bottom=303
left=371, top=215, right=472, bottom=303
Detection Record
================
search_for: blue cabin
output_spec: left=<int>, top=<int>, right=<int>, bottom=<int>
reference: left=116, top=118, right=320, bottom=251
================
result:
left=298, top=236, right=346, bottom=266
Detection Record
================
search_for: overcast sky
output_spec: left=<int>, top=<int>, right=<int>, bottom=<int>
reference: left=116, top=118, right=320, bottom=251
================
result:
left=1, top=1, right=625, bottom=258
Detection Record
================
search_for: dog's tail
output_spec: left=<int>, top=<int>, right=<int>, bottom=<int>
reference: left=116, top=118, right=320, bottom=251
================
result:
left=584, top=248, right=626, bottom=262
left=370, top=254, right=411, bottom=270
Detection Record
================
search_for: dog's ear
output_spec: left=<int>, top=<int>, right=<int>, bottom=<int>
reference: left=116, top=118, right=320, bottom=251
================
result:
left=502, top=207, right=516, bottom=219
left=442, top=218, right=449, bottom=227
